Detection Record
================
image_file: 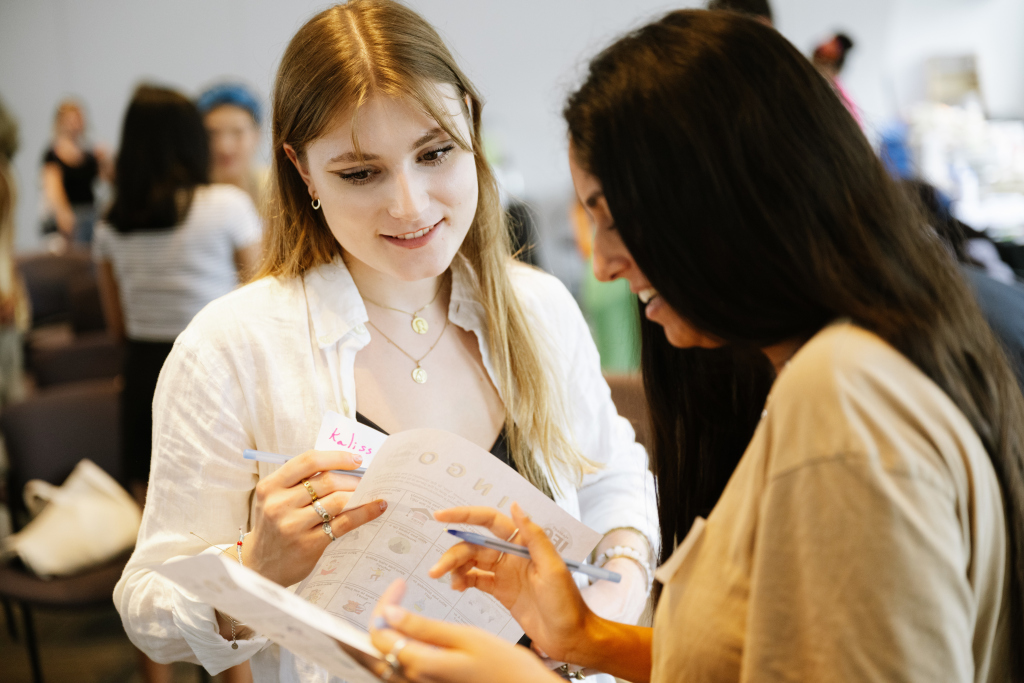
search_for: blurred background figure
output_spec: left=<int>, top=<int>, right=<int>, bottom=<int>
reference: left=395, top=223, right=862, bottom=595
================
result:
left=94, top=84, right=261, bottom=501
left=40, top=99, right=111, bottom=247
left=904, top=179, right=1024, bottom=392
left=812, top=32, right=861, bottom=126
left=94, top=83, right=260, bottom=683
left=197, top=82, right=266, bottom=208
left=706, top=0, right=773, bottom=26
left=0, top=97, right=29, bottom=408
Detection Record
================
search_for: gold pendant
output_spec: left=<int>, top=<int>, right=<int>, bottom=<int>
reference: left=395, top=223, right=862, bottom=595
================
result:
left=412, top=366, right=428, bottom=384
left=411, top=316, right=429, bottom=334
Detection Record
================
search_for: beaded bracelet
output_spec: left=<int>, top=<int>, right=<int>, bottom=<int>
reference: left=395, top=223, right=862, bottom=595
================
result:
left=593, top=545, right=653, bottom=592
left=231, top=527, right=244, bottom=649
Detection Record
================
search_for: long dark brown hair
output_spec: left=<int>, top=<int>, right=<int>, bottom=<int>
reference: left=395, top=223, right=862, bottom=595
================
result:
left=566, top=10, right=1024, bottom=676
left=107, top=85, right=209, bottom=232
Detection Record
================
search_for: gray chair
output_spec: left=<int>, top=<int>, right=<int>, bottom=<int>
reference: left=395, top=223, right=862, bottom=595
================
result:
left=0, top=379, right=129, bottom=683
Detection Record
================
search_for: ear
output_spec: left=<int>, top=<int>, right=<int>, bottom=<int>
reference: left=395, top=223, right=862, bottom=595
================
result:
left=283, top=143, right=317, bottom=198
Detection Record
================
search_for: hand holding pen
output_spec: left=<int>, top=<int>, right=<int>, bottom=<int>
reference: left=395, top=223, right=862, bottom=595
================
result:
left=237, top=449, right=384, bottom=589
left=426, top=503, right=601, bottom=665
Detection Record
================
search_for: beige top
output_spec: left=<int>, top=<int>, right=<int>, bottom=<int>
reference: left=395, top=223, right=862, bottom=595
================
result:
left=651, top=322, right=1010, bottom=683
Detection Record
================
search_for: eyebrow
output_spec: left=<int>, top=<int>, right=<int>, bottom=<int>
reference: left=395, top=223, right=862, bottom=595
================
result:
left=328, top=128, right=446, bottom=164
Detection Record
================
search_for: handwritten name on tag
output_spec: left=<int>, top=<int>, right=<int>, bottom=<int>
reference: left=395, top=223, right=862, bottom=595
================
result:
left=314, top=411, right=388, bottom=466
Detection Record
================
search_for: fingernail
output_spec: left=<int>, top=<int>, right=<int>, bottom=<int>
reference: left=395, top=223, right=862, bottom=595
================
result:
left=353, top=454, right=363, bottom=464
left=373, top=616, right=387, bottom=631
left=428, top=563, right=441, bottom=574
left=384, top=606, right=404, bottom=622
left=378, top=500, right=388, bottom=512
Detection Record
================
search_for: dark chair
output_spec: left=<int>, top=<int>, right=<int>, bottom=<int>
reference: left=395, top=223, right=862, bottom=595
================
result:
left=15, top=250, right=95, bottom=329
left=604, top=373, right=651, bottom=452
left=0, top=379, right=129, bottom=683
left=18, top=250, right=122, bottom=388
left=28, top=333, right=124, bottom=389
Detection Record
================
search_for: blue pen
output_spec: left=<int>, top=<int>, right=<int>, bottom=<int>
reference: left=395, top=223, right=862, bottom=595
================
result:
left=447, top=529, right=621, bottom=583
left=243, top=449, right=366, bottom=477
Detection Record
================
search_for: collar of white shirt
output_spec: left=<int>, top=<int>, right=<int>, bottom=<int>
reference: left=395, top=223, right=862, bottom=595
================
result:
left=302, top=253, right=487, bottom=350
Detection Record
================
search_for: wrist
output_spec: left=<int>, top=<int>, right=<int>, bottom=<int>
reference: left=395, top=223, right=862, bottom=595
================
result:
left=566, top=610, right=615, bottom=668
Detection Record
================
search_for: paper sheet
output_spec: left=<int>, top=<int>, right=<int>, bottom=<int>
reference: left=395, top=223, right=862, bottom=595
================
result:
left=155, top=554, right=387, bottom=682
left=297, top=426, right=601, bottom=642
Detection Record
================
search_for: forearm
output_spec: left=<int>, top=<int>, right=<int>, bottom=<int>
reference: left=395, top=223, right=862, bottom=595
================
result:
left=570, top=615, right=653, bottom=683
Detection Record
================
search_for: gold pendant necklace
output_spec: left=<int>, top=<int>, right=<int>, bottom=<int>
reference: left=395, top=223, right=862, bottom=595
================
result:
left=362, top=277, right=446, bottom=335
left=366, top=316, right=450, bottom=384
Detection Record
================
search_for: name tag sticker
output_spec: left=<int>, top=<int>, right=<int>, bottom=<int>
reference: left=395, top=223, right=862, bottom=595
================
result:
left=654, top=516, right=706, bottom=585
left=314, top=411, right=388, bottom=468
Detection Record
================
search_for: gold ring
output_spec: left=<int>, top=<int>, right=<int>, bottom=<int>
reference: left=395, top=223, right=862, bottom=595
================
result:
left=302, top=479, right=318, bottom=502
left=505, top=528, right=519, bottom=543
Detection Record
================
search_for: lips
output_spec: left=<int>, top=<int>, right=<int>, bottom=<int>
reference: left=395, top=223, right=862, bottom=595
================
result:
left=391, top=220, right=441, bottom=240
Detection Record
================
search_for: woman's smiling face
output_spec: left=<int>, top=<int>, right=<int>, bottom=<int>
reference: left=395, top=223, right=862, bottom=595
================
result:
left=569, top=147, right=722, bottom=350
left=286, top=84, right=478, bottom=282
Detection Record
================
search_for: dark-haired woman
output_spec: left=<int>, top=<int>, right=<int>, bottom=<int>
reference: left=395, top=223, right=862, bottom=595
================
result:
left=95, top=85, right=261, bottom=502
left=366, top=10, right=1020, bottom=683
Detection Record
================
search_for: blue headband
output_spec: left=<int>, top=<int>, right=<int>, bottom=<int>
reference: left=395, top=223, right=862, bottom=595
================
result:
left=197, top=83, right=262, bottom=125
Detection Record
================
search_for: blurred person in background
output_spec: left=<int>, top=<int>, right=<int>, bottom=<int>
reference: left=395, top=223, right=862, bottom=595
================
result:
left=812, top=32, right=861, bottom=126
left=41, top=98, right=111, bottom=246
left=706, top=0, right=773, bottom=26
left=197, top=82, right=267, bottom=208
left=0, top=97, right=29, bottom=408
left=95, top=84, right=260, bottom=683
left=96, top=84, right=261, bottom=502
left=906, top=179, right=1024, bottom=393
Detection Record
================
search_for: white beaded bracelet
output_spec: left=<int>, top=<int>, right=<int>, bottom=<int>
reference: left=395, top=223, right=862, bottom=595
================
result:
left=593, top=545, right=653, bottom=592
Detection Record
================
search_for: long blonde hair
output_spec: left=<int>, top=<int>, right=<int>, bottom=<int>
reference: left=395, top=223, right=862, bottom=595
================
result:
left=257, top=0, right=595, bottom=492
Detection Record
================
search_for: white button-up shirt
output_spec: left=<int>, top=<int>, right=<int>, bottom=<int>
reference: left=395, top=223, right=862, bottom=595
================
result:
left=114, top=255, right=659, bottom=682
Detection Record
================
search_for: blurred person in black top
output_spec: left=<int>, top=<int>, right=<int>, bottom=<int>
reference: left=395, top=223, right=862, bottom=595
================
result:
left=41, top=99, right=111, bottom=245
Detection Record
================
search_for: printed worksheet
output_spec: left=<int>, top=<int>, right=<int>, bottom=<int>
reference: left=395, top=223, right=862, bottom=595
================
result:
left=156, top=554, right=393, bottom=682
left=297, top=425, right=601, bottom=643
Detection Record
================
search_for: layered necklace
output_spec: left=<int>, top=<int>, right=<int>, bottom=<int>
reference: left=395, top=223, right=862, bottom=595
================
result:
left=366, top=317, right=449, bottom=384
left=361, top=278, right=445, bottom=335
left=362, top=275, right=450, bottom=384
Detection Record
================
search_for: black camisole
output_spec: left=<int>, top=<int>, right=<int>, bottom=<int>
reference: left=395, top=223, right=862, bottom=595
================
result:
left=355, top=412, right=514, bottom=473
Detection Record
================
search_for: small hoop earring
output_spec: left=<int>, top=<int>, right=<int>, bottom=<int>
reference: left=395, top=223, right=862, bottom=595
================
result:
left=311, top=198, right=321, bottom=210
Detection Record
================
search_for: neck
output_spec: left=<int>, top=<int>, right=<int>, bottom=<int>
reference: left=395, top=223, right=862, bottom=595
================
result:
left=212, top=169, right=247, bottom=190
left=761, top=337, right=805, bottom=375
left=344, top=253, right=446, bottom=312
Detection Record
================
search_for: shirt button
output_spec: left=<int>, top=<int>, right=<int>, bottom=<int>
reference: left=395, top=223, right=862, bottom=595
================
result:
left=318, top=335, right=330, bottom=345
left=342, top=399, right=350, bottom=414
left=354, top=324, right=367, bottom=335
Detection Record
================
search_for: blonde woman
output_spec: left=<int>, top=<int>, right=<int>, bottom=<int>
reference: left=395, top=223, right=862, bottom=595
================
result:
left=113, top=2, right=657, bottom=681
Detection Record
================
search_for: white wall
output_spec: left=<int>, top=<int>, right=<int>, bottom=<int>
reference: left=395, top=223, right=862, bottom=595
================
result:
left=885, top=0, right=1024, bottom=120
left=1, top=0, right=1021, bottom=254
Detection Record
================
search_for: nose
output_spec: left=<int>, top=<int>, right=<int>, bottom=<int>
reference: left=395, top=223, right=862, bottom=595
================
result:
left=388, top=169, right=430, bottom=221
left=591, top=226, right=634, bottom=283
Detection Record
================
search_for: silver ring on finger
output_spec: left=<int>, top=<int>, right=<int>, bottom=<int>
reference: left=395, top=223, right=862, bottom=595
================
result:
left=322, top=520, right=337, bottom=542
left=495, top=528, right=519, bottom=565
left=312, top=499, right=331, bottom=523
left=385, top=638, right=409, bottom=678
